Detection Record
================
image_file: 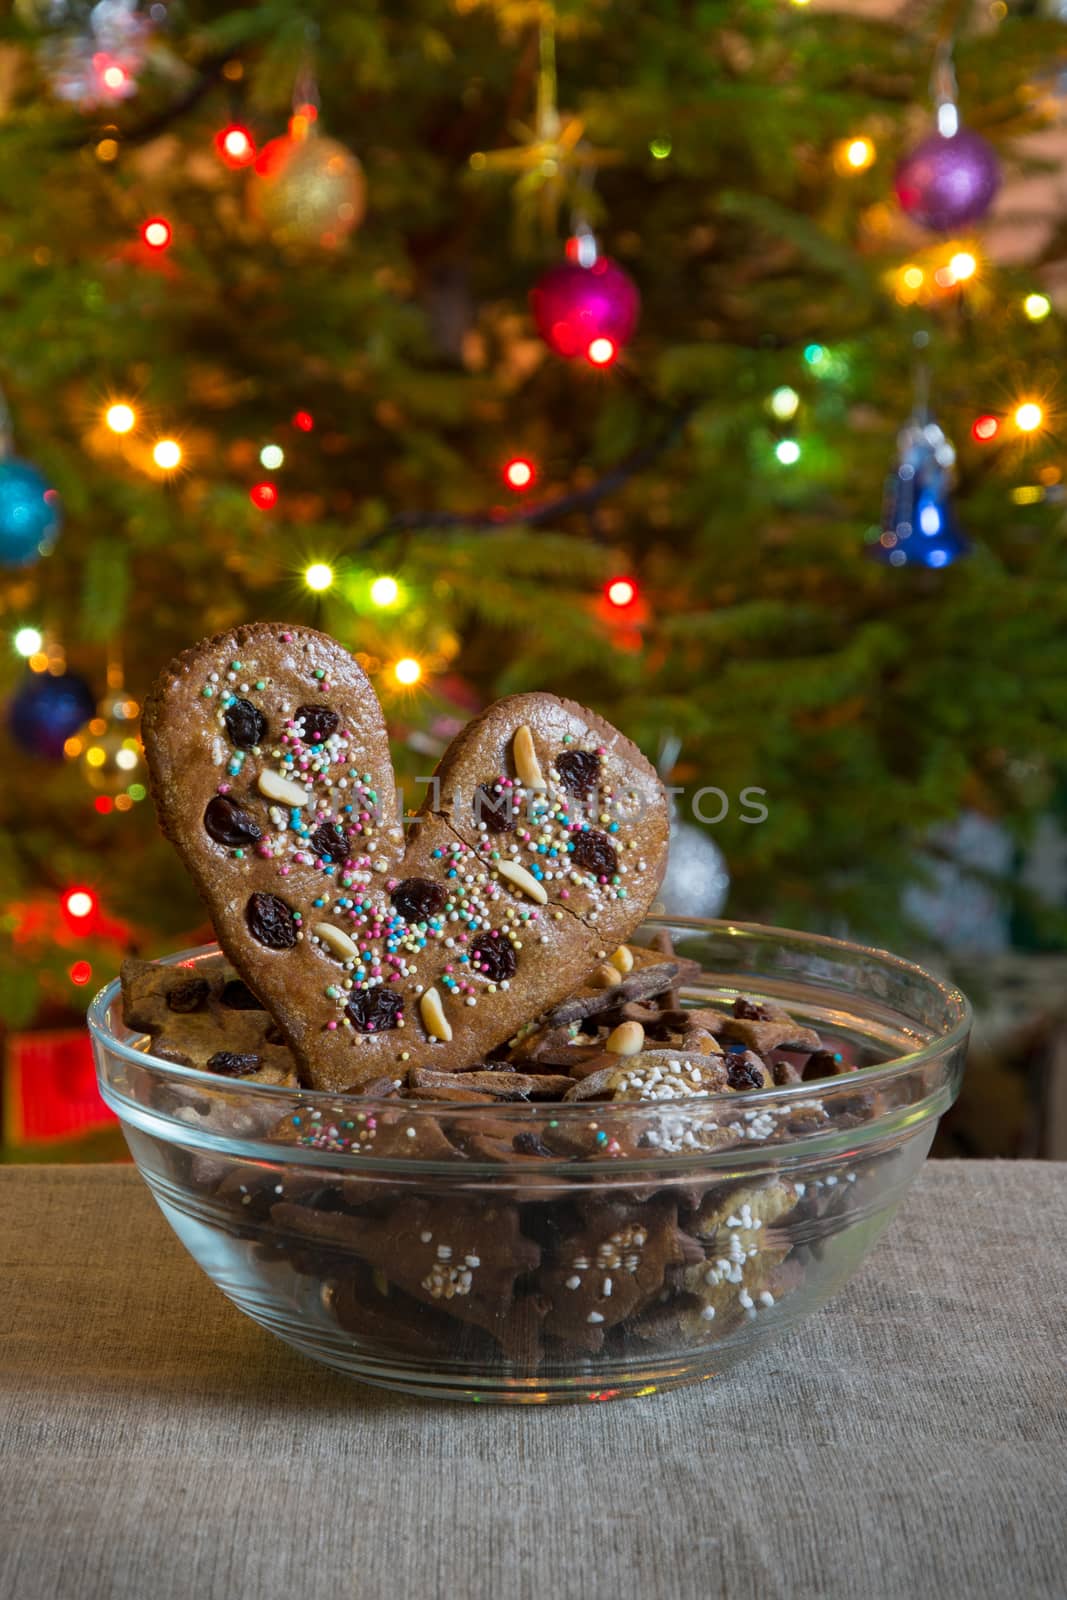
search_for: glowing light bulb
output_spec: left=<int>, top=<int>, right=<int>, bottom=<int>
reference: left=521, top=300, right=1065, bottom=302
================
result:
left=14, top=627, right=43, bottom=657
left=292, top=411, right=314, bottom=432
left=937, top=102, right=960, bottom=138
left=769, top=386, right=800, bottom=421
left=972, top=415, right=1000, bottom=443
left=102, top=63, right=127, bottom=92
left=1024, top=293, right=1052, bottom=322
left=587, top=337, right=617, bottom=367
left=105, top=403, right=136, bottom=435
left=216, top=124, right=256, bottom=168
left=901, top=265, right=925, bottom=291
left=260, top=444, right=284, bottom=470
left=115, top=747, right=139, bottom=771
left=775, top=439, right=801, bottom=465
left=504, top=457, right=536, bottom=491
left=70, top=960, right=93, bottom=986
left=64, top=889, right=96, bottom=920
left=249, top=482, right=278, bottom=510
left=304, top=562, right=334, bottom=592
left=605, top=577, right=637, bottom=609
left=1014, top=402, right=1044, bottom=433
left=836, top=136, right=875, bottom=174
left=141, top=218, right=172, bottom=251
left=948, top=251, right=977, bottom=283
left=394, top=657, right=422, bottom=686
left=370, top=576, right=400, bottom=607
left=649, top=137, right=672, bottom=160
left=153, top=439, right=182, bottom=470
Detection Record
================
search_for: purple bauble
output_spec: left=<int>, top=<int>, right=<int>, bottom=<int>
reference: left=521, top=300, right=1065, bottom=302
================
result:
left=8, top=670, right=95, bottom=760
left=530, top=256, right=640, bottom=362
left=895, top=128, right=1000, bottom=232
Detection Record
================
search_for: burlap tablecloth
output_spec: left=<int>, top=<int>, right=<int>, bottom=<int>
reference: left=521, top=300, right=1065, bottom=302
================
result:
left=1, top=1160, right=1064, bottom=1600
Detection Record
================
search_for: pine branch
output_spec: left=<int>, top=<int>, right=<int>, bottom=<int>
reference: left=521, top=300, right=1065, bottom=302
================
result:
left=365, top=401, right=694, bottom=547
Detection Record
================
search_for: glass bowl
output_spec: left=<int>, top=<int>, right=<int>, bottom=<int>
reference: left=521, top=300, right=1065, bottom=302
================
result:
left=88, top=918, right=970, bottom=1404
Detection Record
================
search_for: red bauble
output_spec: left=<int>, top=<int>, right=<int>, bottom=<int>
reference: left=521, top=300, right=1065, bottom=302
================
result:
left=530, top=256, right=640, bottom=362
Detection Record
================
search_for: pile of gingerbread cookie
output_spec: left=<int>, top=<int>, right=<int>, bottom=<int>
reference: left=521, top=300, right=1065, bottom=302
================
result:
left=122, top=930, right=856, bottom=1109
left=119, top=623, right=873, bottom=1367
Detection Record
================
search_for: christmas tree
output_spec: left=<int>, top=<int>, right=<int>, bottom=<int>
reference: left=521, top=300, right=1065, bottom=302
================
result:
left=2, top=0, right=1067, bottom=1035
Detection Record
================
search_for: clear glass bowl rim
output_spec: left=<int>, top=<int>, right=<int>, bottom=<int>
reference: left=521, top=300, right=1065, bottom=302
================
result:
left=88, top=915, right=971, bottom=1137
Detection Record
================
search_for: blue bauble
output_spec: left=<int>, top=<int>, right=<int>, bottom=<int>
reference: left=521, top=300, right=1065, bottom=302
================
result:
left=873, top=479, right=969, bottom=569
left=872, top=418, right=970, bottom=570
left=0, top=458, right=62, bottom=568
left=9, top=671, right=96, bottom=760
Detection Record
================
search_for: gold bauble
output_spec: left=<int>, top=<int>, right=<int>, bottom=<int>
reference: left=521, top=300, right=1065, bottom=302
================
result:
left=69, top=691, right=144, bottom=797
left=250, top=134, right=366, bottom=249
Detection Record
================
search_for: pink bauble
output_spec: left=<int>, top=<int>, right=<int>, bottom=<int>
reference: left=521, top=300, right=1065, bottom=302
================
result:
left=530, top=256, right=640, bottom=361
left=895, top=128, right=1000, bottom=233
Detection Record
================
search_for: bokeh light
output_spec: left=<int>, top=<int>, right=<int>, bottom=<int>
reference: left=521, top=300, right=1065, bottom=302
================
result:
left=504, top=457, right=536, bottom=490
left=775, top=439, right=801, bottom=465
left=153, top=439, right=182, bottom=470
left=260, top=444, right=284, bottom=470
left=14, top=627, right=43, bottom=657
left=769, top=386, right=800, bottom=420
left=370, top=576, right=400, bottom=607
left=1023, top=293, right=1052, bottom=322
left=304, top=562, right=334, bottom=591
left=587, top=337, right=617, bottom=366
left=803, top=344, right=833, bottom=375
left=1014, top=402, right=1044, bottom=433
left=141, top=218, right=172, bottom=251
left=105, top=403, right=136, bottom=435
left=216, top=124, right=256, bottom=168
left=394, top=656, right=422, bottom=686
left=972, top=414, right=1000, bottom=443
left=605, top=576, right=638, bottom=608
left=836, top=136, right=875, bottom=174
left=64, top=888, right=96, bottom=920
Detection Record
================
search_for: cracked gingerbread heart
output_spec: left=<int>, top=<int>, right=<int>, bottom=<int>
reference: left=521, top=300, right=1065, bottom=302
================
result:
left=143, top=623, right=669, bottom=1091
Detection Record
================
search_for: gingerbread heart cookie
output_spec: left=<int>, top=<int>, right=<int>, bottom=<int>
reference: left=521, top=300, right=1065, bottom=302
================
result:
left=142, top=623, right=668, bottom=1091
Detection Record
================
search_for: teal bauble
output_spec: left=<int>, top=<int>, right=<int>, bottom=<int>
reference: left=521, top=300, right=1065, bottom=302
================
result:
left=0, top=458, right=61, bottom=568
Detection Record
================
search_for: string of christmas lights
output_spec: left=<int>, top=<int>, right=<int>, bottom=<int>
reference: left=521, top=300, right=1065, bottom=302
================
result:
left=3, top=17, right=1061, bottom=761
